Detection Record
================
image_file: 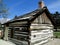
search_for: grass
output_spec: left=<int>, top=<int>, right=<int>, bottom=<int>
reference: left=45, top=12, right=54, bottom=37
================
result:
left=54, top=32, right=60, bottom=38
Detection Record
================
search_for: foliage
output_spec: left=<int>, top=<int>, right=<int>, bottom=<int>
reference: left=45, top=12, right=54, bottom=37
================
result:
left=52, top=11, right=60, bottom=29
left=0, top=0, right=8, bottom=18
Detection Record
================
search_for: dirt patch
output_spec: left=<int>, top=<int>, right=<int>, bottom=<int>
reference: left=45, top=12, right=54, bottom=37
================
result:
left=43, top=38, right=60, bottom=45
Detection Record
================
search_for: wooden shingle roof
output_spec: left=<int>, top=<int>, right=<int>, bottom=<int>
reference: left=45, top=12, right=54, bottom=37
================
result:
left=4, top=7, right=56, bottom=26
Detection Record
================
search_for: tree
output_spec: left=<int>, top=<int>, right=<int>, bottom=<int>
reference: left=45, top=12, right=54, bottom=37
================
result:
left=0, top=0, right=8, bottom=23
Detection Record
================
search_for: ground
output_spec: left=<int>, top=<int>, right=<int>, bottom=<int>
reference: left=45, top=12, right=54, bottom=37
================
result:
left=43, top=38, right=60, bottom=45
left=0, top=38, right=60, bottom=45
left=0, top=39, right=16, bottom=45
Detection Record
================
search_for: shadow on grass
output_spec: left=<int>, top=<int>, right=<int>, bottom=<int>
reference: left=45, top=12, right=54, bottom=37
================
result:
left=54, top=32, right=60, bottom=38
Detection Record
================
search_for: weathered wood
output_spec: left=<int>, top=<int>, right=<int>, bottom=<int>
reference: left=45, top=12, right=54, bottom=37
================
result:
left=32, top=12, right=52, bottom=24
left=3, top=6, right=55, bottom=45
left=4, top=25, right=9, bottom=41
left=30, top=30, right=53, bottom=45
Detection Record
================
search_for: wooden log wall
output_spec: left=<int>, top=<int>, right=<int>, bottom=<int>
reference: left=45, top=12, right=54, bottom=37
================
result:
left=8, top=25, right=29, bottom=41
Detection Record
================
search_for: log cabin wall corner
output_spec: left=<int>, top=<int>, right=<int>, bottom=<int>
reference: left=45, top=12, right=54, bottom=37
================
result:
left=3, top=1, right=55, bottom=45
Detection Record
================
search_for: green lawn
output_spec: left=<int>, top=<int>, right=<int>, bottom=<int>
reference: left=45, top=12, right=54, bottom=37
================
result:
left=54, top=32, right=60, bottom=38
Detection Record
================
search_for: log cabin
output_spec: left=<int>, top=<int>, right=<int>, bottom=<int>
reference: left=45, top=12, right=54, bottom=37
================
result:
left=3, top=1, right=55, bottom=45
